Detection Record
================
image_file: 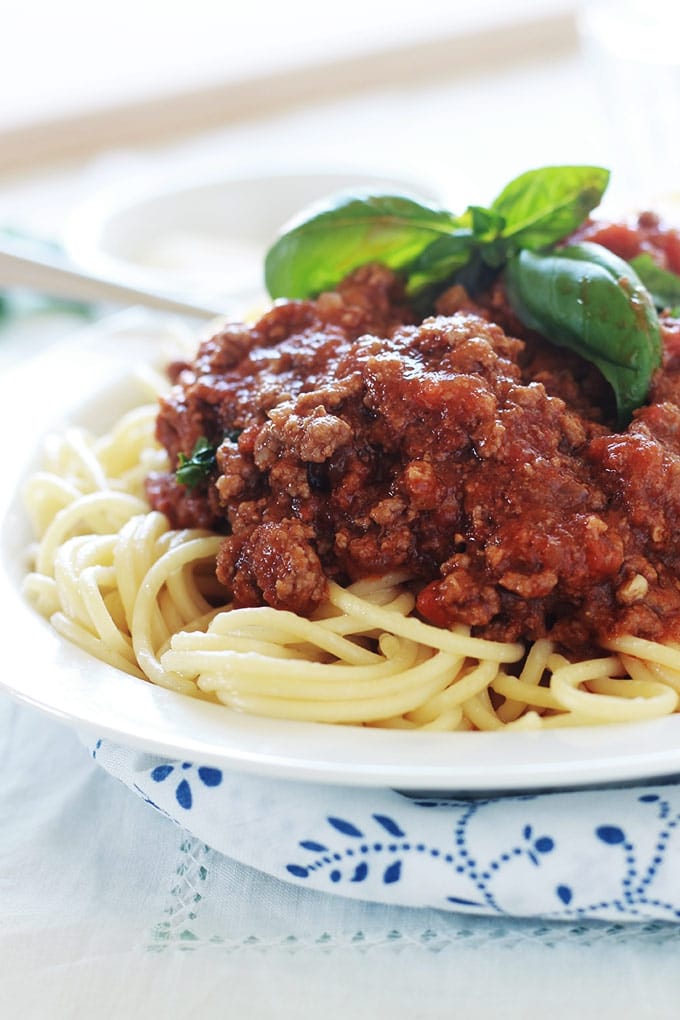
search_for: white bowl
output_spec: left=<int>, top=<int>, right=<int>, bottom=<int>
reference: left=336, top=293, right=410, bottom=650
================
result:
left=63, top=168, right=440, bottom=309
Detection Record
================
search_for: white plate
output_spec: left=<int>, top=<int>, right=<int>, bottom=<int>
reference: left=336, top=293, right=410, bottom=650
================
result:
left=63, top=167, right=439, bottom=309
left=4, top=313, right=680, bottom=792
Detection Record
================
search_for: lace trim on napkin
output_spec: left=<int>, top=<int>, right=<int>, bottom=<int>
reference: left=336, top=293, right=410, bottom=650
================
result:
left=146, top=836, right=680, bottom=952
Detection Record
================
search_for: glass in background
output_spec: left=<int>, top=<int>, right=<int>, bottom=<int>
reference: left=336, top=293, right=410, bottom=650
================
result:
left=579, top=0, right=680, bottom=212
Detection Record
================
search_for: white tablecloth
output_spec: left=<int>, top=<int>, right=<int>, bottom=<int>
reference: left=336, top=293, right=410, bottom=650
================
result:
left=2, top=692, right=680, bottom=1020
left=4, top=9, right=680, bottom=1011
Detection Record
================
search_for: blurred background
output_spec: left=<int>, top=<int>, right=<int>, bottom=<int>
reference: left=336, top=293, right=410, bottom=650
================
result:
left=1, top=0, right=678, bottom=362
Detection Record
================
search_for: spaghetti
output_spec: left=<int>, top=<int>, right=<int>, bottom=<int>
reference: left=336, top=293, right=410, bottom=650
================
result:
left=22, top=395, right=680, bottom=731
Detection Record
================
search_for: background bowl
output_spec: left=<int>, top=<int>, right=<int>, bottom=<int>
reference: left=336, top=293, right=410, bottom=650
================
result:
left=63, top=168, right=439, bottom=311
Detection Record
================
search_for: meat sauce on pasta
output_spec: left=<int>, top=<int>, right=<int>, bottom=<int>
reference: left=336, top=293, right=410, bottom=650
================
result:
left=146, top=214, right=680, bottom=658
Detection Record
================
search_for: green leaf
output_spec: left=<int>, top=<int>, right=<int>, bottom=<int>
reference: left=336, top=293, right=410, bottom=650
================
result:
left=467, top=205, right=506, bottom=241
left=465, top=205, right=509, bottom=268
left=505, top=242, right=662, bottom=423
left=263, top=166, right=612, bottom=301
left=176, top=437, right=217, bottom=490
left=264, top=193, right=461, bottom=299
left=405, top=229, right=474, bottom=294
left=479, top=237, right=509, bottom=270
left=629, top=253, right=680, bottom=311
left=491, top=165, right=610, bottom=252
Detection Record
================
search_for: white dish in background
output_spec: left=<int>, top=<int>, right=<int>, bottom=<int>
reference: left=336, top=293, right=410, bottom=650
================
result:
left=4, top=313, right=680, bottom=792
left=63, top=168, right=440, bottom=312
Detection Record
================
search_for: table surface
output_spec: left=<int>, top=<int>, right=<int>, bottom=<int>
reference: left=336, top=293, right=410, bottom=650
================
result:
left=3, top=697, right=680, bottom=1020
left=3, top=9, right=680, bottom=1015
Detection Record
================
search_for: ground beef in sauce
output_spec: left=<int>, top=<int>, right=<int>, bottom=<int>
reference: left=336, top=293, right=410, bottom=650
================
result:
left=146, top=244, right=680, bottom=656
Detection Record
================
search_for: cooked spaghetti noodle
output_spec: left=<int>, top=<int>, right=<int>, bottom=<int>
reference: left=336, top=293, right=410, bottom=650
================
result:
left=22, top=394, right=680, bottom=731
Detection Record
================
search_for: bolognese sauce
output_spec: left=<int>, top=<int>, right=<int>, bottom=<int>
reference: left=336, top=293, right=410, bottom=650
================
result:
left=146, top=218, right=680, bottom=657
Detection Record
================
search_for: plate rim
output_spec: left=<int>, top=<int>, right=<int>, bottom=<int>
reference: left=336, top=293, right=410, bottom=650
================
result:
left=4, top=311, right=680, bottom=792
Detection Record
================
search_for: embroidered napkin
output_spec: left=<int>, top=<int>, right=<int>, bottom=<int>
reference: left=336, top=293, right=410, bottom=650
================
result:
left=89, top=737, right=680, bottom=923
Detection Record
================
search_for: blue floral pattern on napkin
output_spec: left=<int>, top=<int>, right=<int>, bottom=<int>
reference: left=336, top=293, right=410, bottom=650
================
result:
left=89, top=738, right=680, bottom=923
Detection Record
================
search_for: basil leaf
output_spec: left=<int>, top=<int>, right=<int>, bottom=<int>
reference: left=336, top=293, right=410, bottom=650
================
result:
left=176, top=437, right=217, bottom=490
left=265, top=193, right=461, bottom=299
left=406, top=229, right=474, bottom=294
left=467, top=205, right=506, bottom=241
left=491, top=165, right=610, bottom=252
left=505, top=242, right=661, bottom=423
left=629, top=253, right=680, bottom=311
left=479, top=237, right=509, bottom=270
left=465, top=205, right=509, bottom=268
left=263, top=166, right=612, bottom=301
left=407, top=207, right=510, bottom=292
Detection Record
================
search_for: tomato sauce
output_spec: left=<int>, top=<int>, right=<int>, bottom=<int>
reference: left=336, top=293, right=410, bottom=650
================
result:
left=147, top=224, right=680, bottom=656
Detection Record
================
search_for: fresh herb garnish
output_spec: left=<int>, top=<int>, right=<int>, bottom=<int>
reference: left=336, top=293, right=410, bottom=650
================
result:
left=265, top=165, right=610, bottom=300
left=265, top=193, right=463, bottom=300
left=264, top=164, right=666, bottom=422
left=488, top=165, right=610, bottom=252
left=176, top=437, right=217, bottom=490
left=505, top=243, right=661, bottom=423
left=629, top=253, right=680, bottom=312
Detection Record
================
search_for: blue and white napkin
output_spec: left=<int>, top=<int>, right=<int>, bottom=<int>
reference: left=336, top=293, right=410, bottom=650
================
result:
left=90, top=738, right=680, bottom=923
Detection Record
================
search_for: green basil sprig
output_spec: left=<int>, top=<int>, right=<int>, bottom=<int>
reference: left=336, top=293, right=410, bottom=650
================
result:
left=489, top=165, right=610, bottom=252
left=176, top=437, right=217, bottom=490
left=629, top=253, right=680, bottom=313
left=263, top=163, right=668, bottom=422
left=264, top=194, right=463, bottom=300
left=505, top=243, right=661, bottom=423
left=265, top=165, right=610, bottom=300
